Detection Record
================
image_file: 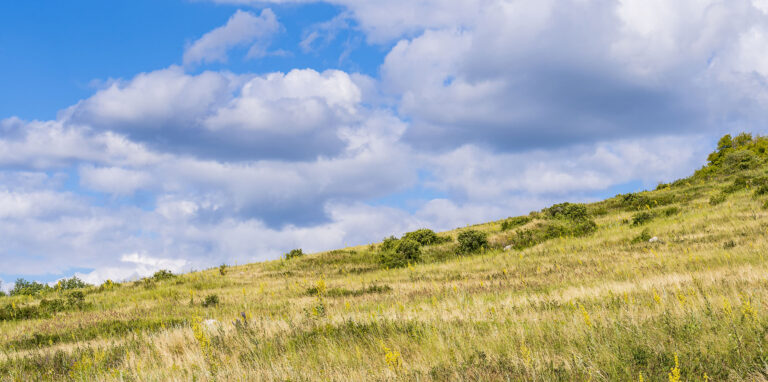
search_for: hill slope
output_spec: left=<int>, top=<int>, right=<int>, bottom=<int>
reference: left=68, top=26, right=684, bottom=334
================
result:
left=3, top=133, right=768, bottom=381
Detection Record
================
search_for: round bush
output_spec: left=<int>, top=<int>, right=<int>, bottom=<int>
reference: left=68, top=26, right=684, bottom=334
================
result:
left=457, top=230, right=488, bottom=254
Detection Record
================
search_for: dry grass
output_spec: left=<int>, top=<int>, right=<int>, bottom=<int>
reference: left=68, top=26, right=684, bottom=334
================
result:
left=3, top=164, right=768, bottom=380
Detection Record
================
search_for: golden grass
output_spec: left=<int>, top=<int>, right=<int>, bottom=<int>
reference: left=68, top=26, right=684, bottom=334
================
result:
left=2, top=173, right=768, bottom=380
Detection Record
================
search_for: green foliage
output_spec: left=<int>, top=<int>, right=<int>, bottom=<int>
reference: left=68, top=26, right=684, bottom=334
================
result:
left=56, top=276, right=90, bottom=290
left=395, top=238, right=422, bottom=262
left=219, top=264, right=228, bottom=276
left=500, top=216, right=531, bottom=231
left=662, top=206, right=680, bottom=216
left=511, top=219, right=597, bottom=250
left=307, top=284, right=392, bottom=297
left=1, top=292, right=88, bottom=322
left=753, top=184, right=768, bottom=198
left=709, top=192, right=727, bottom=206
left=543, top=202, right=588, bottom=221
left=402, top=228, right=450, bottom=246
left=632, top=228, right=652, bottom=243
left=151, top=270, right=175, bottom=281
left=631, top=211, right=654, bottom=226
left=202, top=294, right=220, bottom=307
left=10, top=278, right=49, bottom=296
left=379, top=238, right=422, bottom=268
left=284, top=248, right=305, bottom=260
left=456, top=230, right=488, bottom=254
left=380, top=236, right=399, bottom=252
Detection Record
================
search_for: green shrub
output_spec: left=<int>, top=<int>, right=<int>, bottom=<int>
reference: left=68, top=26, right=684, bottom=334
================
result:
left=284, top=249, right=305, bottom=260
left=202, top=294, right=220, bottom=307
left=511, top=218, right=597, bottom=250
left=631, top=211, right=654, bottom=226
left=753, top=185, right=768, bottom=198
left=151, top=270, right=175, bottom=281
left=219, top=264, right=228, bottom=276
left=709, top=192, right=727, bottom=205
left=543, top=203, right=588, bottom=221
left=722, top=149, right=759, bottom=171
left=500, top=216, right=531, bottom=231
left=67, top=291, right=85, bottom=308
left=56, top=276, right=89, bottom=290
left=402, top=229, right=449, bottom=246
left=662, top=206, right=680, bottom=216
left=9, top=278, right=49, bottom=296
left=380, top=236, right=399, bottom=252
left=632, top=228, right=652, bottom=243
left=762, top=200, right=768, bottom=210
left=620, top=193, right=652, bottom=210
left=379, top=238, right=422, bottom=268
left=456, top=230, right=488, bottom=254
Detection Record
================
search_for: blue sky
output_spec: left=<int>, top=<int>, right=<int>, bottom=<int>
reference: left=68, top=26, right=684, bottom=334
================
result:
left=2, top=0, right=768, bottom=289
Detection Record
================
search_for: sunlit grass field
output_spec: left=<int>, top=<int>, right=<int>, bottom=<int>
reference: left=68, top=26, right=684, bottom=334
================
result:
left=3, top=134, right=768, bottom=381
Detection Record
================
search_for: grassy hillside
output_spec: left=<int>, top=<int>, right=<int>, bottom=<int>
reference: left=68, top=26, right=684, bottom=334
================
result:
left=3, top=133, right=768, bottom=381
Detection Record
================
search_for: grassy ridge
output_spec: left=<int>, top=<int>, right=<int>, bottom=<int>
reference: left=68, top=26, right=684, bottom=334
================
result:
left=3, top=134, right=768, bottom=380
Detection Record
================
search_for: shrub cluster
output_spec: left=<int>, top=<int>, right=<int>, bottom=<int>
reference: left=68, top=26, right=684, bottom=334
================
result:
left=378, top=229, right=451, bottom=268
left=709, top=192, right=727, bottom=206
left=500, top=216, right=531, bottom=231
left=631, top=211, right=654, bottom=226
left=202, top=294, right=220, bottom=307
left=9, top=279, right=49, bottom=296
left=509, top=202, right=597, bottom=250
left=0, top=291, right=87, bottom=322
left=151, top=270, right=175, bottom=281
left=456, top=230, right=488, bottom=254
left=284, top=248, right=305, bottom=260
left=402, top=228, right=451, bottom=246
left=631, top=228, right=653, bottom=243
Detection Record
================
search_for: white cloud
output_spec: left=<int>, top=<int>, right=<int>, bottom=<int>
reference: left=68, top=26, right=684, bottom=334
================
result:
left=183, top=9, right=281, bottom=65
left=79, top=165, right=152, bottom=196
left=76, top=253, right=187, bottom=285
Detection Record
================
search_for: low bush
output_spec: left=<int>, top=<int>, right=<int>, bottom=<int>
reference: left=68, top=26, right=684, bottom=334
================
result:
left=9, top=278, right=50, bottom=296
left=151, top=270, right=175, bottom=281
left=709, top=192, right=727, bottom=205
left=511, top=219, right=597, bottom=250
left=284, top=248, right=305, bottom=260
left=753, top=185, right=768, bottom=198
left=456, top=230, right=488, bottom=254
left=543, top=203, right=588, bottom=221
left=631, top=228, right=652, bottom=244
left=219, top=264, right=228, bottom=276
left=380, top=236, right=399, bottom=252
left=662, top=206, right=680, bottom=216
left=631, top=211, right=654, bottom=226
left=500, top=216, right=531, bottom=231
left=56, top=276, right=89, bottom=290
left=379, top=238, right=422, bottom=268
left=202, top=294, right=220, bottom=307
left=402, top=229, right=450, bottom=246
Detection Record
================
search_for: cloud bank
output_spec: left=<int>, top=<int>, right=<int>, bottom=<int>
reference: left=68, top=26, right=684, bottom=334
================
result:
left=3, top=1, right=768, bottom=285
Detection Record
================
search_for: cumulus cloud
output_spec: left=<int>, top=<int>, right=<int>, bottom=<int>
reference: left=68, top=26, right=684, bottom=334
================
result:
left=63, top=67, right=382, bottom=161
left=79, top=165, right=152, bottom=196
left=183, top=9, right=281, bottom=65
left=5, top=0, right=768, bottom=286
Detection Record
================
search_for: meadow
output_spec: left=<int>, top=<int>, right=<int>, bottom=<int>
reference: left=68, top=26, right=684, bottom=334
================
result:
left=2, top=133, right=768, bottom=381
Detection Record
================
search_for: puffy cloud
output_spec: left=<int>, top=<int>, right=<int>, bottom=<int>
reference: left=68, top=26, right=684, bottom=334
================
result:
left=6, top=0, right=768, bottom=286
left=79, top=165, right=152, bottom=196
left=76, top=253, right=187, bottom=285
left=63, top=67, right=382, bottom=161
left=183, top=9, right=281, bottom=65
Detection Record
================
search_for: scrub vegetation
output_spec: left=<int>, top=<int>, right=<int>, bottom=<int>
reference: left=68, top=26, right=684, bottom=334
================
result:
left=3, top=133, right=768, bottom=381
